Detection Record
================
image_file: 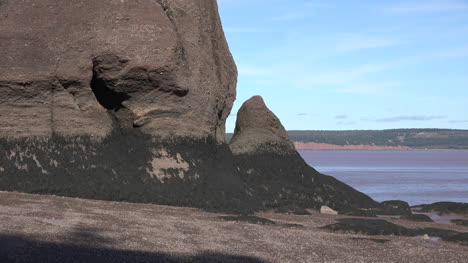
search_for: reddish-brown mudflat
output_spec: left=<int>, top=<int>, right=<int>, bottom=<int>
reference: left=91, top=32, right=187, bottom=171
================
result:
left=294, top=142, right=412, bottom=150
left=0, top=191, right=467, bottom=263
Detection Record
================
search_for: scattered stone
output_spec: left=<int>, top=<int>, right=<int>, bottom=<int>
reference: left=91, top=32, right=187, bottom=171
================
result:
left=321, top=206, right=338, bottom=215
left=421, top=234, right=431, bottom=240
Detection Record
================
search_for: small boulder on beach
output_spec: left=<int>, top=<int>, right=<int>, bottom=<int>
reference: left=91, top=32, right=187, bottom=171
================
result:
left=320, top=206, right=338, bottom=215
left=421, top=234, right=431, bottom=240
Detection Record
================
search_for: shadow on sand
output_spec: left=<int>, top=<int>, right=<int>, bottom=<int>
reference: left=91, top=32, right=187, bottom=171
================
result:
left=0, top=228, right=269, bottom=263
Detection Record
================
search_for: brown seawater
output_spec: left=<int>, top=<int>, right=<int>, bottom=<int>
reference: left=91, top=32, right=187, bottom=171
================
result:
left=299, top=150, right=468, bottom=205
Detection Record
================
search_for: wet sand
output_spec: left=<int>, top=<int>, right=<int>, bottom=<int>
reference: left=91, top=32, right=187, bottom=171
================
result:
left=1, top=191, right=467, bottom=262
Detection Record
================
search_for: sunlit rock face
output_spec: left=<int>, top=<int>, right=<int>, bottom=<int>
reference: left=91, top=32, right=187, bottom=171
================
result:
left=0, top=0, right=236, bottom=141
left=0, top=0, right=378, bottom=214
left=0, top=0, right=252, bottom=213
left=230, top=96, right=379, bottom=211
left=229, top=96, right=296, bottom=155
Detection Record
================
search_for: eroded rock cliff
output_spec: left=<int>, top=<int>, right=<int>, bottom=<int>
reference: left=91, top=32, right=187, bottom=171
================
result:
left=0, top=0, right=378, bottom=213
left=0, top=0, right=235, bottom=141
left=0, top=0, right=250, bottom=213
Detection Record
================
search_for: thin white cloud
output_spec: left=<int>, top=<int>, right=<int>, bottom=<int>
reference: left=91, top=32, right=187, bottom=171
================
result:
left=333, top=34, right=400, bottom=52
left=335, top=115, right=348, bottom=119
left=449, top=120, right=468, bottom=123
left=274, top=12, right=307, bottom=21
left=295, top=60, right=405, bottom=95
left=434, top=45, right=468, bottom=58
left=386, top=0, right=468, bottom=13
left=372, top=115, right=446, bottom=122
left=333, top=82, right=401, bottom=95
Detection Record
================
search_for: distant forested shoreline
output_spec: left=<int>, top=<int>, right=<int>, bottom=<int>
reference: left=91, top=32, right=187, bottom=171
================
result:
left=227, top=129, right=468, bottom=150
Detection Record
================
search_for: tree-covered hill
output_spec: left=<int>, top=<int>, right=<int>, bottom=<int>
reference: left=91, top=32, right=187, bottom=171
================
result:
left=227, top=129, right=468, bottom=149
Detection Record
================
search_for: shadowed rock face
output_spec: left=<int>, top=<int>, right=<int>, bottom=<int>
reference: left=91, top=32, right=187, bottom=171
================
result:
left=0, top=0, right=236, bottom=141
left=230, top=96, right=378, bottom=211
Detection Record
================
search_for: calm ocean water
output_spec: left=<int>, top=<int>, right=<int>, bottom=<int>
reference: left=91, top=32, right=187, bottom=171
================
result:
left=298, top=150, right=468, bottom=206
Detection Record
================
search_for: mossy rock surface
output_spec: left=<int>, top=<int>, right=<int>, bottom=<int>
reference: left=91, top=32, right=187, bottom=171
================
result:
left=220, top=215, right=276, bottom=225
left=451, top=219, right=468, bottom=226
left=412, top=202, right=468, bottom=216
left=401, top=214, right=433, bottom=222
left=0, top=131, right=260, bottom=214
left=443, top=233, right=468, bottom=246
left=321, top=218, right=414, bottom=236
left=323, top=218, right=462, bottom=240
left=339, top=208, right=377, bottom=217
left=377, top=200, right=412, bottom=216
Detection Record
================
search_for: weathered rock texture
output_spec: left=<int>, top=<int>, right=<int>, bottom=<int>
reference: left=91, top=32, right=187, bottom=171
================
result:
left=229, top=96, right=295, bottom=155
left=230, top=96, right=378, bottom=211
left=0, top=0, right=250, bottom=213
left=0, top=0, right=235, bottom=141
left=0, top=1, right=379, bottom=214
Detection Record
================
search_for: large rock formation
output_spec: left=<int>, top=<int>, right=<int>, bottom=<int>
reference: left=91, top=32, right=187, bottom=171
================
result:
left=0, top=0, right=235, bottom=141
left=0, top=0, right=250, bottom=213
left=0, top=0, right=378, bottom=213
left=230, top=96, right=378, bottom=211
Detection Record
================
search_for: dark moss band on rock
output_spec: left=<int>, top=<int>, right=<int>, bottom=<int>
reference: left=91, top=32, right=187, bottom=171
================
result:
left=322, top=218, right=415, bottom=236
left=401, top=214, right=433, bottom=222
left=322, top=218, right=468, bottom=246
left=0, top=131, right=259, bottom=214
left=451, top=219, right=468, bottom=226
left=412, top=202, right=468, bottom=216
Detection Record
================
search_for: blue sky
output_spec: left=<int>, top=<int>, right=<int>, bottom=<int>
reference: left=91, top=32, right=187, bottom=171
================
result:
left=218, top=0, right=468, bottom=132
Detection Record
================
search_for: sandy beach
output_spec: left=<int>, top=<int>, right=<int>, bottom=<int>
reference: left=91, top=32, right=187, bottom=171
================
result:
left=1, top=191, right=467, bottom=263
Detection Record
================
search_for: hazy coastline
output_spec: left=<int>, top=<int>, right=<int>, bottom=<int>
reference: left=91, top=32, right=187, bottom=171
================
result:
left=294, top=142, right=412, bottom=150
